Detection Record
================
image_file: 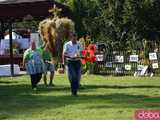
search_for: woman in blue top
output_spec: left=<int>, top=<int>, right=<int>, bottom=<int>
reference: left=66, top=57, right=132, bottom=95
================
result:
left=23, top=41, right=44, bottom=90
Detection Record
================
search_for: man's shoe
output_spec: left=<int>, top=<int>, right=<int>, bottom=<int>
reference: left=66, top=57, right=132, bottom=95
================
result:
left=33, top=87, right=37, bottom=91
left=49, top=83, right=55, bottom=87
left=72, top=92, right=78, bottom=97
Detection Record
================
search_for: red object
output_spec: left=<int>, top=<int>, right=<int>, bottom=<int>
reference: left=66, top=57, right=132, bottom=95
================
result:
left=81, top=49, right=87, bottom=57
left=81, top=58, right=86, bottom=64
left=93, top=56, right=96, bottom=62
left=87, top=44, right=96, bottom=54
left=81, top=49, right=87, bottom=64
left=80, top=44, right=97, bottom=64
left=87, top=57, right=92, bottom=62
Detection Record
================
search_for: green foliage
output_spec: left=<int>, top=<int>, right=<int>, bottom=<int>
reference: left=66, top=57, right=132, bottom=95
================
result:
left=56, top=0, right=101, bottom=38
left=55, top=0, right=160, bottom=50
left=82, top=62, right=96, bottom=74
left=13, top=20, right=39, bottom=32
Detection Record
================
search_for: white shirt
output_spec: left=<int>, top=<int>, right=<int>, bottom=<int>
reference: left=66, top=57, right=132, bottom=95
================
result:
left=63, top=41, right=82, bottom=60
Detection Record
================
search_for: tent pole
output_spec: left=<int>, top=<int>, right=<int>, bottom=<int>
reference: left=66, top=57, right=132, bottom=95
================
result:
left=0, top=21, right=5, bottom=40
left=9, top=21, right=14, bottom=76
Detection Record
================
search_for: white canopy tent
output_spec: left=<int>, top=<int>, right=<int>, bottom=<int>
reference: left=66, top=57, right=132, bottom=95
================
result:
left=4, top=31, right=22, bottom=39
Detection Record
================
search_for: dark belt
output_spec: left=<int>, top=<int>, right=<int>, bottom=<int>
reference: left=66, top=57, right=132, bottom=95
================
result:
left=67, top=60, right=80, bottom=63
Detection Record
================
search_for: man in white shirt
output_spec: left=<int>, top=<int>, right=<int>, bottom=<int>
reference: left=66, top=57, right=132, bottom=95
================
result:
left=63, top=32, right=82, bottom=96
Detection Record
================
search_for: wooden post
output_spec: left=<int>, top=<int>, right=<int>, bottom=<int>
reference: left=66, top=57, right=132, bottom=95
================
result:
left=0, top=21, right=5, bottom=40
left=9, top=21, right=14, bottom=76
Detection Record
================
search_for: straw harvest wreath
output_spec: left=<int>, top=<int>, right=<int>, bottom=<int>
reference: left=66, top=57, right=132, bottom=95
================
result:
left=38, top=5, right=75, bottom=59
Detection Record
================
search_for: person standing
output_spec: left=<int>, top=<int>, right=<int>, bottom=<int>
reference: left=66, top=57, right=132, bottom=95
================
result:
left=42, top=44, right=55, bottom=87
left=23, top=41, right=44, bottom=90
left=63, top=32, right=82, bottom=96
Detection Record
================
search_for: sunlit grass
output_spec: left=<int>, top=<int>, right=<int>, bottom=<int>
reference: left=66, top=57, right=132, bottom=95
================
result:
left=0, top=75, right=160, bottom=120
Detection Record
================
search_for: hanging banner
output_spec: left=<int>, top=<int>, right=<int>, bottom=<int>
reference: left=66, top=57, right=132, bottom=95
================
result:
left=152, top=63, right=159, bottom=69
left=96, top=54, right=104, bottom=62
left=125, top=64, right=131, bottom=70
left=149, top=52, right=157, bottom=60
left=105, top=62, right=112, bottom=68
left=137, top=65, right=144, bottom=71
left=129, top=55, right=138, bottom=62
left=115, top=55, right=124, bottom=63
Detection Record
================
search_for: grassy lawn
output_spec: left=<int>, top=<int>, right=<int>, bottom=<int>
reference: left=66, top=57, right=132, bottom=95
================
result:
left=0, top=74, right=160, bottom=120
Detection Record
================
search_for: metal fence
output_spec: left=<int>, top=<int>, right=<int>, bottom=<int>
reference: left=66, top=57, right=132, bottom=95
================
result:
left=94, top=50, right=160, bottom=76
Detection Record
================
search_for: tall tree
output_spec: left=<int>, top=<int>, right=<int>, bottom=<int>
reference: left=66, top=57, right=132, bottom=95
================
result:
left=57, top=0, right=160, bottom=50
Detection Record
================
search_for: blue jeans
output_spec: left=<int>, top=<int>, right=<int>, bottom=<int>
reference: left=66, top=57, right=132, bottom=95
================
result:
left=67, top=60, right=81, bottom=95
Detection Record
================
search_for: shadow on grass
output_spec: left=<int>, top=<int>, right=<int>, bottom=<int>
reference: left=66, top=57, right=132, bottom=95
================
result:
left=0, top=84, right=160, bottom=119
left=0, top=81, right=18, bottom=84
left=82, top=84, right=160, bottom=89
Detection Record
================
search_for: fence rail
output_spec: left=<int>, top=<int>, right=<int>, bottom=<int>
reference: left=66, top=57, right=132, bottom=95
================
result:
left=94, top=50, right=160, bottom=76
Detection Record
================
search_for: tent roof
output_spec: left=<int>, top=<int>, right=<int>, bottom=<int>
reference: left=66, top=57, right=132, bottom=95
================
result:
left=0, top=0, right=71, bottom=22
left=0, top=0, right=49, bottom=4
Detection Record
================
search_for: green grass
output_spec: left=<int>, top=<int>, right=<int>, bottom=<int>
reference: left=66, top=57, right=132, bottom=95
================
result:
left=0, top=74, right=160, bottom=120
